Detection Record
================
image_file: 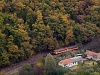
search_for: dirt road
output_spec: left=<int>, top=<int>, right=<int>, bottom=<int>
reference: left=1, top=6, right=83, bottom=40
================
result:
left=0, top=52, right=49, bottom=75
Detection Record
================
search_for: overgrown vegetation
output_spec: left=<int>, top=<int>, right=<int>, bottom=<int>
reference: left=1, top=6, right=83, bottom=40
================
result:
left=0, top=0, right=100, bottom=67
left=18, top=54, right=100, bottom=75
left=19, top=54, right=67, bottom=75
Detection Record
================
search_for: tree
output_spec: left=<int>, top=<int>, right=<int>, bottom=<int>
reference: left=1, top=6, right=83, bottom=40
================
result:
left=0, top=0, right=100, bottom=68
left=6, top=43, right=20, bottom=62
left=45, top=53, right=56, bottom=75
left=65, top=26, right=75, bottom=45
left=54, top=67, right=67, bottom=75
left=19, top=63, right=33, bottom=75
left=36, top=10, right=44, bottom=24
left=36, top=56, right=45, bottom=68
left=0, top=52, right=10, bottom=66
left=22, top=63, right=32, bottom=71
left=75, top=71, right=91, bottom=75
left=0, top=31, right=10, bottom=66
left=17, top=7, right=28, bottom=23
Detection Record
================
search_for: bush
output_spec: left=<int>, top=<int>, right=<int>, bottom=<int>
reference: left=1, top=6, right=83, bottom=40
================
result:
left=19, top=63, right=33, bottom=75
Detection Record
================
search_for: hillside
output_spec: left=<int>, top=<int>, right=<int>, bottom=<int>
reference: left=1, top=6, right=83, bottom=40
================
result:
left=0, top=0, right=100, bottom=67
left=84, top=36, right=100, bottom=52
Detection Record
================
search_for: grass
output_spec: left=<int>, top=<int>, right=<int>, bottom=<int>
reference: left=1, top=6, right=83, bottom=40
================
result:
left=84, top=60, right=97, bottom=67
left=67, top=60, right=97, bottom=71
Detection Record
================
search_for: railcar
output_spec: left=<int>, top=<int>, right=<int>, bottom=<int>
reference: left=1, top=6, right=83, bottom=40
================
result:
left=53, top=46, right=78, bottom=55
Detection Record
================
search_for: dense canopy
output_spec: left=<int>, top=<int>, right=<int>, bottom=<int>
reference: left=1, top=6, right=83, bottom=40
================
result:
left=0, top=0, right=100, bottom=67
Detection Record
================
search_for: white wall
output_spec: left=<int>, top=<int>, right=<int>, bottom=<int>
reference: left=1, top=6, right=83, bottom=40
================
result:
left=58, top=62, right=64, bottom=67
left=64, top=62, right=78, bottom=68
left=87, top=55, right=93, bottom=59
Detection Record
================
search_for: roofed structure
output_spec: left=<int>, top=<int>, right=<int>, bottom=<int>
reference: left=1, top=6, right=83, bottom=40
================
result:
left=58, top=56, right=83, bottom=68
left=86, top=50, right=100, bottom=61
left=86, top=50, right=97, bottom=56
left=70, top=56, right=83, bottom=62
left=59, top=59, right=72, bottom=65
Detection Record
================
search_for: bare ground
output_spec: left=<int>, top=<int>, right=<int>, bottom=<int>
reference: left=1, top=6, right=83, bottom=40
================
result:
left=83, top=37, right=100, bottom=52
left=0, top=52, right=49, bottom=75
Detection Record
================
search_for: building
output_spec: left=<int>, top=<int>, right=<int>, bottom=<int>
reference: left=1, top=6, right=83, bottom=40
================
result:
left=85, top=50, right=97, bottom=60
left=77, top=54, right=83, bottom=56
left=86, top=50, right=100, bottom=61
left=58, top=56, right=83, bottom=68
left=97, top=53, right=100, bottom=61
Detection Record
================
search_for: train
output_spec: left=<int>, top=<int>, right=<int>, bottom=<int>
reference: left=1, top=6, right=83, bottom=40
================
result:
left=53, top=46, right=78, bottom=55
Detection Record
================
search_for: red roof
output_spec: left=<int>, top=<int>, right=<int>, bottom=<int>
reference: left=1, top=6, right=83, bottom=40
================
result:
left=86, top=50, right=97, bottom=56
left=97, top=53, right=100, bottom=57
left=60, top=59, right=73, bottom=65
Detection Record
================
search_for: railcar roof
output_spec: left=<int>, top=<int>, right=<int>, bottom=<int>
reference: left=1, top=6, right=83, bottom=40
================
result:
left=54, top=48, right=66, bottom=51
left=54, top=46, right=78, bottom=51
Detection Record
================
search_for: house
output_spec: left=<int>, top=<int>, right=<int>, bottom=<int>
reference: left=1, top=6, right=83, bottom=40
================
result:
left=77, top=54, right=83, bottom=56
left=86, top=50, right=100, bottom=61
left=85, top=50, right=97, bottom=60
left=58, top=56, right=83, bottom=68
left=97, top=53, right=100, bottom=61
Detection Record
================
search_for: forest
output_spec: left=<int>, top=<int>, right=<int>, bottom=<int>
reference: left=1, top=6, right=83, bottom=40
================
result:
left=0, top=0, right=100, bottom=67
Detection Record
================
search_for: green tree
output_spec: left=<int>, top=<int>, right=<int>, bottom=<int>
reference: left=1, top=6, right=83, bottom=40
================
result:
left=19, top=63, right=33, bottom=75
left=54, top=67, right=67, bottom=75
left=75, top=71, right=91, bottom=75
left=36, top=56, right=45, bottom=68
left=45, top=53, right=56, bottom=75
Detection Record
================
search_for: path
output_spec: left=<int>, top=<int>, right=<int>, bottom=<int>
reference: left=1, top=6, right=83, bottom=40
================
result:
left=0, top=52, right=49, bottom=75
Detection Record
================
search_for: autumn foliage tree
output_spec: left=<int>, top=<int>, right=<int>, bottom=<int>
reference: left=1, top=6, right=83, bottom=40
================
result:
left=0, top=0, right=100, bottom=67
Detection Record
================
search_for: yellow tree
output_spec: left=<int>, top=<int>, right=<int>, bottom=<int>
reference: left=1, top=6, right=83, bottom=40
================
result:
left=0, top=52, right=10, bottom=66
left=36, top=10, right=44, bottom=24
left=91, top=0, right=100, bottom=5
left=65, top=26, right=75, bottom=45
left=6, top=35, right=20, bottom=62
